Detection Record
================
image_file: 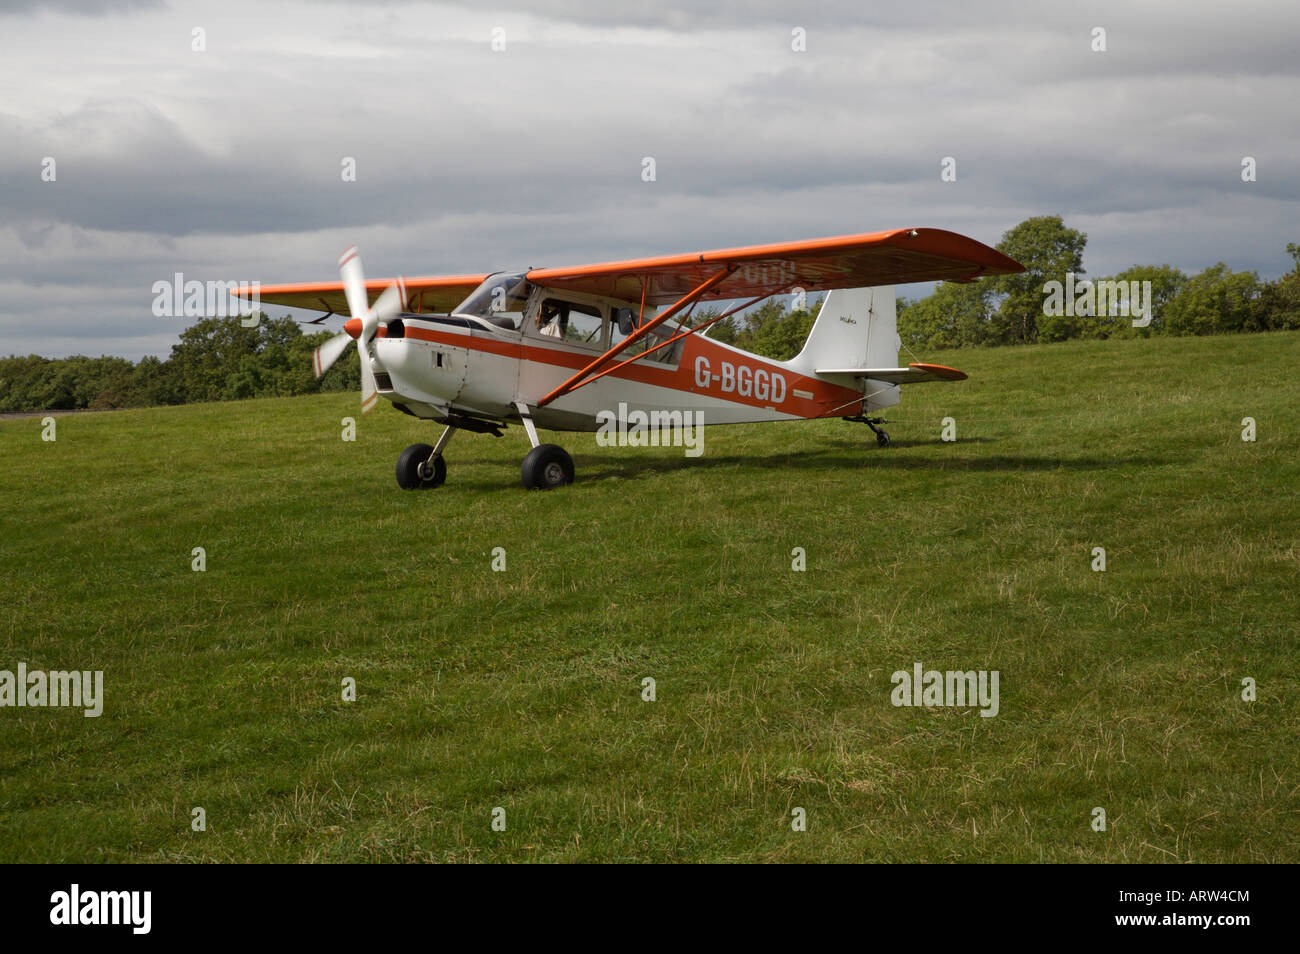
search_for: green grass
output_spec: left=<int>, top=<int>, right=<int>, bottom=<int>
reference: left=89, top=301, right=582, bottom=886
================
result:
left=1, top=331, right=1297, bottom=862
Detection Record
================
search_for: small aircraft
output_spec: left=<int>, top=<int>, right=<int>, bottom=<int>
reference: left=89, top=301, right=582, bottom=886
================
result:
left=246, top=228, right=1023, bottom=489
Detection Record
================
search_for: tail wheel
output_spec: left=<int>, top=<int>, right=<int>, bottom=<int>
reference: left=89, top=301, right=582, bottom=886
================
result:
left=396, top=443, right=446, bottom=489
left=876, top=431, right=890, bottom=448
left=521, top=443, right=574, bottom=490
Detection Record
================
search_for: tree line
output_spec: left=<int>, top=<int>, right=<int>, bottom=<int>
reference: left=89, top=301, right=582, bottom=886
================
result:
left=0, top=317, right=357, bottom=413
left=2, top=215, right=1297, bottom=413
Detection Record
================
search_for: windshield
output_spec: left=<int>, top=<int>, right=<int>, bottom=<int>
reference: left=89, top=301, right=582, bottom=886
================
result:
left=453, top=272, right=532, bottom=327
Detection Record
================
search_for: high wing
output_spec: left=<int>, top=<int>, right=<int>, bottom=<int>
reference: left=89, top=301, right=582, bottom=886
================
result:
left=815, top=362, right=968, bottom=384
left=247, top=273, right=489, bottom=316
left=524, top=227, right=1023, bottom=303
left=241, top=227, right=1018, bottom=317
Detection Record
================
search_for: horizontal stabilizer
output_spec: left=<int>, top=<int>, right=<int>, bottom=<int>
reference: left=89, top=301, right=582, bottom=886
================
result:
left=814, top=362, right=967, bottom=384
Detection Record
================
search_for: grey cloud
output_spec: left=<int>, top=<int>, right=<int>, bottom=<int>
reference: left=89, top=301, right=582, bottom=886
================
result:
left=0, top=0, right=163, bottom=15
left=2, top=0, right=1297, bottom=359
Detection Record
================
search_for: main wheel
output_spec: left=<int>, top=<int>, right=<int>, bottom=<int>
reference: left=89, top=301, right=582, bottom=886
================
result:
left=521, top=443, right=574, bottom=490
left=396, top=443, right=447, bottom=489
left=876, top=431, right=891, bottom=448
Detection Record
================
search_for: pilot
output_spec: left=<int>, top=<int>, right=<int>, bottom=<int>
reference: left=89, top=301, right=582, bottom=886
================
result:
left=537, top=301, right=565, bottom=338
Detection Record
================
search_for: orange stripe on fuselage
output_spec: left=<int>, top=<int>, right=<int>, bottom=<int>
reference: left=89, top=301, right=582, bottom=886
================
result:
left=395, top=323, right=862, bottom=419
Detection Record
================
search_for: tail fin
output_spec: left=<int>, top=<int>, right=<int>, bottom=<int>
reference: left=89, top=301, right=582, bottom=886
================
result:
left=788, top=286, right=900, bottom=374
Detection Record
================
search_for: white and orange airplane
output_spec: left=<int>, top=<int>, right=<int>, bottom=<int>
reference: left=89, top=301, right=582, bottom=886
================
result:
left=248, top=228, right=1023, bottom=489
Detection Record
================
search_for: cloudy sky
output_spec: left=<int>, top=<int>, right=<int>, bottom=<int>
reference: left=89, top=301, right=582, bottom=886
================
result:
left=3, top=0, right=1297, bottom=359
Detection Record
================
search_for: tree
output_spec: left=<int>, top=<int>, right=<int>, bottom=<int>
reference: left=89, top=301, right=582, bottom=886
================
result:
left=1257, top=266, right=1300, bottom=331
left=1161, top=264, right=1263, bottom=336
left=0, top=355, right=52, bottom=413
left=993, top=215, right=1088, bottom=345
left=898, top=281, right=992, bottom=350
left=1088, top=264, right=1189, bottom=339
left=167, top=315, right=265, bottom=402
left=132, top=354, right=184, bottom=406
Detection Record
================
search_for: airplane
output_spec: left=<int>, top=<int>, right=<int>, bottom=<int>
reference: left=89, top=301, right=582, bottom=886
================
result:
left=244, top=228, right=1024, bottom=490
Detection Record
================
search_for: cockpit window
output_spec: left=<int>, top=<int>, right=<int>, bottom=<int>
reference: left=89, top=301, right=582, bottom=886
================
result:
left=453, top=272, right=532, bottom=330
left=536, top=299, right=604, bottom=347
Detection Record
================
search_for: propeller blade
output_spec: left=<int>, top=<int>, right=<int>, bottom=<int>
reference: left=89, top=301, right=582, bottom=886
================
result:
left=338, top=246, right=369, bottom=320
left=357, top=281, right=402, bottom=413
left=360, top=355, right=379, bottom=415
left=370, top=282, right=402, bottom=324
left=311, top=330, right=352, bottom=379
left=361, top=283, right=402, bottom=345
left=335, top=250, right=397, bottom=415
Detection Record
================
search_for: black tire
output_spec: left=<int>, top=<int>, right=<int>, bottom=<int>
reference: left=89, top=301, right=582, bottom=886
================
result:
left=396, top=443, right=446, bottom=490
left=876, top=431, right=890, bottom=448
left=521, top=443, right=574, bottom=490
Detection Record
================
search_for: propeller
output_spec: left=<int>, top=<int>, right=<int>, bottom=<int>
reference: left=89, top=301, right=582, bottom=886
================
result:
left=311, top=246, right=403, bottom=415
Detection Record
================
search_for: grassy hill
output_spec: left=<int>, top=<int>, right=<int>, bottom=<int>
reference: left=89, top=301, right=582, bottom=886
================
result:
left=1, top=331, right=1297, bottom=862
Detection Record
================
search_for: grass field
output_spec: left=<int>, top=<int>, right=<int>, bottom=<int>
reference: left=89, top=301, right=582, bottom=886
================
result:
left=1, top=331, right=1297, bottom=863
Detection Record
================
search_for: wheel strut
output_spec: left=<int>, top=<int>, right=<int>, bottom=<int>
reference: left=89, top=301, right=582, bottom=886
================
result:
left=420, top=425, right=456, bottom=479
left=842, top=413, right=890, bottom=447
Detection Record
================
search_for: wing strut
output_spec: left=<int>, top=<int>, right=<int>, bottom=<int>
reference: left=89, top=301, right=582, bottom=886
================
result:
left=555, top=282, right=796, bottom=397
left=536, top=265, right=737, bottom=407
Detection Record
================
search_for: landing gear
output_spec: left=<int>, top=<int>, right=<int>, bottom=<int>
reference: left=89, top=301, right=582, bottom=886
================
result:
left=396, top=443, right=445, bottom=488
left=514, top=400, right=573, bottom=490
left=843, top=413, right=890, bottom=447
left=521, top=443, right=574, bottom=490
left=396, top=425, right=455, bottom=490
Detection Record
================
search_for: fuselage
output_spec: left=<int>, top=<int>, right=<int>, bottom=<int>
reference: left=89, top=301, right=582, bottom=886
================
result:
left=367, top=283, right=871, bottom=432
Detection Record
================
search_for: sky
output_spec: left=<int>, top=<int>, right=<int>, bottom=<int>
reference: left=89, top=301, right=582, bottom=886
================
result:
left=2, top=0, right=1298, bottom=359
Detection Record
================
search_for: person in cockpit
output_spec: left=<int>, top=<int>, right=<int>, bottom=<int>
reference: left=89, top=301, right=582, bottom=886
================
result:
left=537, top=301, right=566, bottom=338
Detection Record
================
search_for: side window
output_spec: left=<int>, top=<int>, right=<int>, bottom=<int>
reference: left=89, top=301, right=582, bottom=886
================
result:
left=536, top=299, right=605, bottom=348
left=610, top=306, right=682, bottom=364
left=564, top=302, right=604, bottom=346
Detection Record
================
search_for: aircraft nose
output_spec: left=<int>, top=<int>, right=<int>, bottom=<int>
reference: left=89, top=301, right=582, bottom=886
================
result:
left=343, top=318, right=362, bottom=339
